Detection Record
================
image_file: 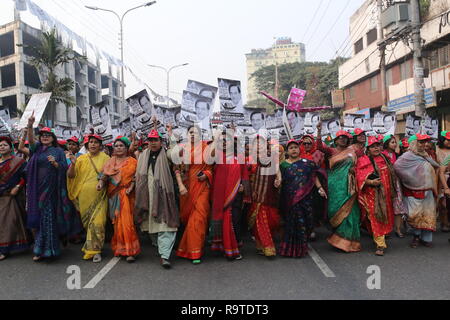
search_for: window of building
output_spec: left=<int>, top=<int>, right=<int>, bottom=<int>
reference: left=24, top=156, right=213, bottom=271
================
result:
left=24, top=63, right=41, bottom=89
left=429, top=49, right=439, bottom=70
left=1, top=63, right=16, bottom=88
left=366, top=28, right=377, bottom=46
left=0, top=32, right=15, bottom=58
left=354, top=38, right=364, bottom=55
left=370, top=76, right=378, bottom=92
left=400, top=61, right=411, bottom=81
left=348, top=86, right=355, bottom=100
left=385, top=68, right=393, bottom=86
left=439, top=45, right=449, bottom=67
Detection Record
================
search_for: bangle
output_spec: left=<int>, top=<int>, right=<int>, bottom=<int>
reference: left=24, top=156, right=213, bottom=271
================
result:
left=15, top=185, right=21, bottom=189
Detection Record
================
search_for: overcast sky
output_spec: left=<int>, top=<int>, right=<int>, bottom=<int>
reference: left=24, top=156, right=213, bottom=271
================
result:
left=1, top=0, right=366, bottom=104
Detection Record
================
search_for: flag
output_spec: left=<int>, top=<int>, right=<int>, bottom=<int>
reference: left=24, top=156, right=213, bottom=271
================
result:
left=15, top=0, right=27, bottom=11
left=286, top=88, right=307, bottom=112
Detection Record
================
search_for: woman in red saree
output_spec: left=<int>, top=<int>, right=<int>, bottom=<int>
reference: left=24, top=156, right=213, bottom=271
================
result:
left=102, top=137, right=140, bottom=262
left=169, top=126, right=213, bottom=264
left=248, top=136, right=282, bottom=258
left=356, top=137, right=397, bottom=256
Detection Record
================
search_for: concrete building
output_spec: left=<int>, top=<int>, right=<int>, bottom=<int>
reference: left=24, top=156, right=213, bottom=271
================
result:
left=0, top=19, right=123, bottom=130
left=338, top=0, right=450, bottom=134
left=245, top=37, right=306, bottom=103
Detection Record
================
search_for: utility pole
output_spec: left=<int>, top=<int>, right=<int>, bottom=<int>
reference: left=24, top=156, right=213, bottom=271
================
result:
left=410, top=0, right=426, bottom=118
left=377, top=0, right=388, bottom=108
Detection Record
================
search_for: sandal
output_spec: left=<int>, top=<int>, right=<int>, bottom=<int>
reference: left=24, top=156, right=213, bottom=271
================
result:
left=32, top=256, right=42, bottom=262
left=419, top=239, right=433, bottom=248
left=126, top=256, right=136, bottom=263
left=410, top=236, right=420, bottom=249
left=395, top=231, right=405, bottom=238
left=375, top=247, right=384, bottom=256
left=192, top=259, right=201, bottom=265
left=0, top=254, right=7, bottom=261
left=93, top=254, right=102, bottom=263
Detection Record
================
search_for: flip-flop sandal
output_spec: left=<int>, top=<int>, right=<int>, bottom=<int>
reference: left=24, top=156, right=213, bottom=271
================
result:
left=0, top=254, right=7, bottom=261
left=93, top=254, right=102, bottom=263
left=192, top=259, right=201, bottom=264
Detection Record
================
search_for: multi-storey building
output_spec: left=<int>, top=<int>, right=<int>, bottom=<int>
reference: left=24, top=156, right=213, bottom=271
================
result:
left=246, top=37, right=306, bottom=103
left=0, top=19, right=123, bottom=130
left=338, top=0, right=450, bottom=133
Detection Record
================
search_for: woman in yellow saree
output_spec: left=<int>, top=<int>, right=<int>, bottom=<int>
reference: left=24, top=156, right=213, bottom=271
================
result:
left=67, top=134, right=110, bottom=263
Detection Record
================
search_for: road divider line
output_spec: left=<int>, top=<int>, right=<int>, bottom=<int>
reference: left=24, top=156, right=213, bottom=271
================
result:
left=308, top=245, right=336, bottom=278
left=83, top=257, right=121, bottom=289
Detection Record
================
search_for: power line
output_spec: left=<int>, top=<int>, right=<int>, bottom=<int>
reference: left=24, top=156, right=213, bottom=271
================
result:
left=309, top=0, right=351, bottom=60
left=300, top=0, right=324, bottom=43
left=304, top=0, right=332, bottom=50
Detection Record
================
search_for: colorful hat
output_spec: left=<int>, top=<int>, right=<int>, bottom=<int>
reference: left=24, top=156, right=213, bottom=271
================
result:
left=67, top=136, right=80, bottom=144
left=441, top=131, right=450, bottom=140
left=114, top=136, right=131, bottom=147
left=335, top=130, right=352, bottom=139
left=352, top=128, right=365, bottom=136
left=400, top=138, right=409, bottom=148
left=367, top=136, right=381, bottom=147
left=39, top=127, right=55, bottom=134
left=148, top=130, right=162, bottom=139
left=57, top=139, right=67, bottom=146
left=408, top=133, right=431, bottom=144
left=382, top=134, right=393, bottom=144
left=88, top=134, right=103, bottom=142
left=286, top=139, right=300, bottom=147
left=301, top=134, right=315, bottom=141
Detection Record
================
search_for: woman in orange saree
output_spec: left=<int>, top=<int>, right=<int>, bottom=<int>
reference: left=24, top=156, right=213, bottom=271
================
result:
left=169, top=126, right=213, bottom=264
left=102, top=137, right=140, bottom=262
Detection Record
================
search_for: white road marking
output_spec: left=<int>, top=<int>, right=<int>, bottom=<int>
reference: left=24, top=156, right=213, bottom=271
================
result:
left=308, top=245, right=336, bottom=278
left=83, top=257, right=121, bottom=289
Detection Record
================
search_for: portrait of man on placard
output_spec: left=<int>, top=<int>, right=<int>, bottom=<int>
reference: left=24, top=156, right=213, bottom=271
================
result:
left=229, top=84, right=243, bottom=111
left=327, top=119, right=341, bottom=138
left=250, top=111, right=265, bottom=132
left=286, top=111, right=304, bottom=137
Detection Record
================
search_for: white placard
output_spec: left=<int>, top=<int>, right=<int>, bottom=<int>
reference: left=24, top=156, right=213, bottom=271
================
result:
left=19, top=92, right=52, bottom=129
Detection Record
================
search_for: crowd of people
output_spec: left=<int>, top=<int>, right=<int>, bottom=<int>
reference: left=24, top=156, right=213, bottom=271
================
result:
left=1, top=114, right=450, bottom=269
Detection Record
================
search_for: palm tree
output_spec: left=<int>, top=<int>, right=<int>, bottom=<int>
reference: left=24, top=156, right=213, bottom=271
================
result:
left=18, top=28, right=86, bottom=126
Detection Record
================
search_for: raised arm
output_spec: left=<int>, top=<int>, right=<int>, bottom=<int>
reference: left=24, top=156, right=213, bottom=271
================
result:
left=27, top=111, right=35, bottom=148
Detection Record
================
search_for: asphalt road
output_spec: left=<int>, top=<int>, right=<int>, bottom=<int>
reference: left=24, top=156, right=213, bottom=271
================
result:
left=1, top=227, right=449, bottom=300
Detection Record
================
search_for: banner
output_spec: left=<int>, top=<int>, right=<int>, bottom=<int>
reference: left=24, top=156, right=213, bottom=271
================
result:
left=126, top=89, right=154, bottom=136
left=286, top=88, right=307, bottom=112
left=54, top=125, right=80, bottom=140
left=186, top=80, right=218, bottom=100
left=422, top=114, right=439, bottom=139
left=405, top=114, right=421, bottom=138
left=285, top=110, right=305, bottom=140
left=119, top=117, right=132, bottom=137
left=372, top=112, right=396, bottom=136
left=0, top=107, right=12, bottom=135
left=218, top=78, right=244, bottom=123
left=303, top=112, right=321, bottom=136
left=89, top=101, right=113, bottom=144
left=180, top=91, right=213, bottom=140
left=343, top=113, right=367, bottom=133
left=321, top=118, right=342, bottom=139
left=19, top=92, right=52, bottom=129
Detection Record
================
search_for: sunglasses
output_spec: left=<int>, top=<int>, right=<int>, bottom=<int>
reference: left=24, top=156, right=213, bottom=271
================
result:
left=41, top=133, right=53, bottom=137
left=302, top=142, right=312, bottom=146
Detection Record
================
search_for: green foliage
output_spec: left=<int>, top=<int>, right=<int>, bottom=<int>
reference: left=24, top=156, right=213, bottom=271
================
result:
left=250, top=57, right=347, bottom=110
left=420, top=0, right=431, bottom=20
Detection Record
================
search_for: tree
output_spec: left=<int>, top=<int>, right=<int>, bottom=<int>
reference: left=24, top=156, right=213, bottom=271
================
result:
left=18, top=29, right=86, bottom=126
left=250, top=57, right=348, bottom=111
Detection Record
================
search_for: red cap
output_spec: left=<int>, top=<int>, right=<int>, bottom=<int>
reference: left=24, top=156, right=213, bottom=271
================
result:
left=148, top=130, right=161, bottom=139
left=444, top=131, right=450, bottom=140
left=83, top=135, right=90, bottom=144
left=401, top=138, right=409, bottom=148
left=57, top=140, right=67, bottom=145
left=353, top=128, right=365, bottom=136
left=67, top=136, right=80, bottom=144
left=301, top=134, right=315, bottom=141
left=286, top=139, right=299, bottom=147
left=88, top=134, right=103, bottom=142
left=39, top=127, right=54, bottom=134
left=335, top=130, right=352, bottom=139
left=416, top=134, right=431, bottom=141
left=367, top=136, right=381, bottom=147
left=106, top=143, right=113, bottom=147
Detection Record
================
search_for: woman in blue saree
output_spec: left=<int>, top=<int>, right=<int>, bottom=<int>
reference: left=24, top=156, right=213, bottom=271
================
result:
left=26, top=115, right=81, bottom=261
left=279, top=140, right=327, bottom=258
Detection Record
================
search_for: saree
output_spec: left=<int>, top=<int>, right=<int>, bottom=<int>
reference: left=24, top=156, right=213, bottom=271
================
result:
left=356, top=155, right=396, bottom=238
left=104, top=156, right=140, bottom=257
left=210, top=154, right=248, bottom=258
left=248, top=165, right=280, bottom=257
left=327, top=148, right=361, bottom=252
left=176, top=142, right=213, bottom=260
left=67, top=152, right=110, bottom=259
left=0, top=156, right=29, bottom=255
left=279, top=159, right=317, bottom=258
left=394, top=149, right=439, bottom=231
left=27, top=143, right=81, bottom=257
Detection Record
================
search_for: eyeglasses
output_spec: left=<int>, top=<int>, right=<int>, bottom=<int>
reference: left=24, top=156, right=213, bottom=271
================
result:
left=302, top=142, right=312, bottom=146
left=41, top=133, right=53, bottom=137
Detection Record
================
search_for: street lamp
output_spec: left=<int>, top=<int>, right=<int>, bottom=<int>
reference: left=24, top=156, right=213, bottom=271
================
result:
left=85, top=2, right=157, bottom=115
left=147, top=63, right=189, bottom=108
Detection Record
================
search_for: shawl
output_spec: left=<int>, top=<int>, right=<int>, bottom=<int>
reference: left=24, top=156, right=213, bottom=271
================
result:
left=0, top=156, right=26, bottom=196
left=394, top=150, right=439, bottom=192
left=135, top=148, right=179, bottom=228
